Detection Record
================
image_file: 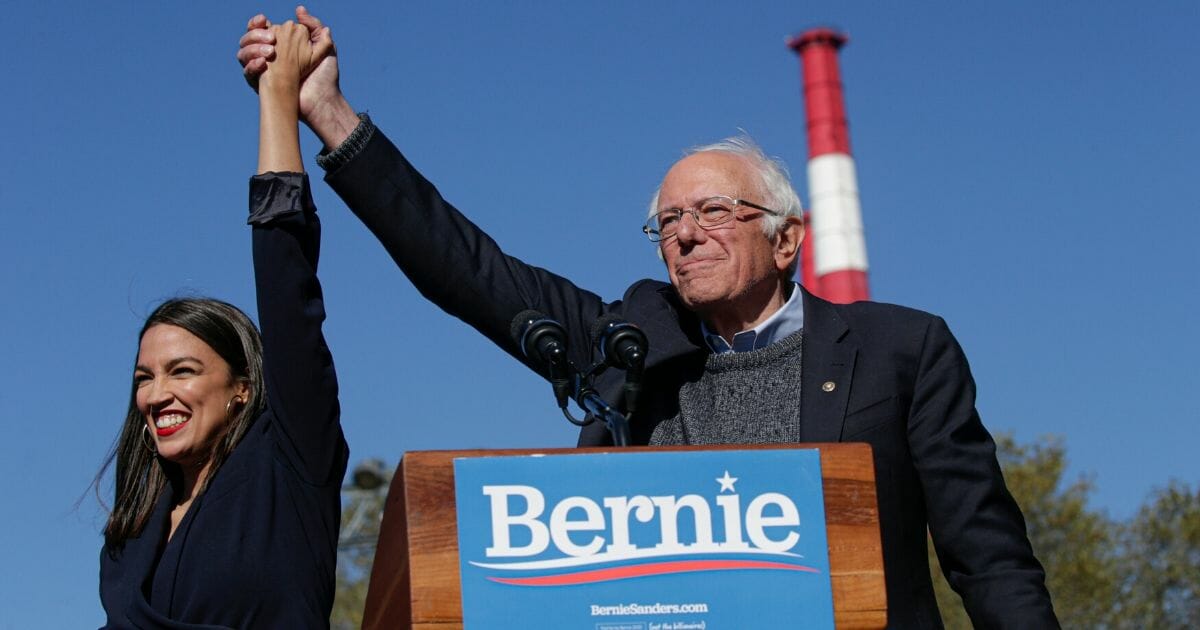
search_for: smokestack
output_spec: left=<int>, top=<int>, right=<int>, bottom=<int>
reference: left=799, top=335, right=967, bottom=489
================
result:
left=788, top=28, right=870, bottom=303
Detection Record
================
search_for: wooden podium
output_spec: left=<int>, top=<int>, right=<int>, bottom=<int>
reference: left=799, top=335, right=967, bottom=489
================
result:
left=362, top=444, right=886, bottom=629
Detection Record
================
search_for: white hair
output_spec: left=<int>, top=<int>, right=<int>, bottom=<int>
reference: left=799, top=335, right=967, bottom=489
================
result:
left=648, top=134, right=804, bottom=274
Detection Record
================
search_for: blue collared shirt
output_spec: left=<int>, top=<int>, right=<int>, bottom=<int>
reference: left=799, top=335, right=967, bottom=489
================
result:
left=702, top=283, right=805, bottom=354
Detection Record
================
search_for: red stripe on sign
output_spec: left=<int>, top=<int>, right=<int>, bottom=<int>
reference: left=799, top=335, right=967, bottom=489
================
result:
left=487, top=559, right=820, bottom=586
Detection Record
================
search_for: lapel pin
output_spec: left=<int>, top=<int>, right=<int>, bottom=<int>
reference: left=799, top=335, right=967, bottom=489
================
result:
left=821, top=381, right=836, bottom=392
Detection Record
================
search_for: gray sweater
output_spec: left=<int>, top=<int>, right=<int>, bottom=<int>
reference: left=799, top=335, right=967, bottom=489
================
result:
left=650, top=330, right=804, bottom=445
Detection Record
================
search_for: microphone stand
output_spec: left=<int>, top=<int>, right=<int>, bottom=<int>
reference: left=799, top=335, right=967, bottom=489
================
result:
left=556, top=367, right=631, bottom=447
left=573, top=381, right=631, bottom=447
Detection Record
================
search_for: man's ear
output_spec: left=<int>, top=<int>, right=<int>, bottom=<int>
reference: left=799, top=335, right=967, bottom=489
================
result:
left=774, top=216, right=805, bottom=272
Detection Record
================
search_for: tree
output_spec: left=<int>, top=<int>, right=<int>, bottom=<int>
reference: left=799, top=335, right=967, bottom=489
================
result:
left=929, top=435, right=1200, bottom=628
left=929, top=434, right=1120, bottom=628
left=331, top=461, right=390, bottom=630
left=1113, top=482, right=1200, bottom=629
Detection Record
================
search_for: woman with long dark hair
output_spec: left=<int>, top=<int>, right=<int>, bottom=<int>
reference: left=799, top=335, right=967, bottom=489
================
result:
left=98, top=20, right=347, bottom=628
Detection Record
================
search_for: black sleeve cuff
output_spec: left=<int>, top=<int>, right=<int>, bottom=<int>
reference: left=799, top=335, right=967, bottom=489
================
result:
left=248, top=172, right=314, bottom=225
left=315, top=113, right=376, bottom=172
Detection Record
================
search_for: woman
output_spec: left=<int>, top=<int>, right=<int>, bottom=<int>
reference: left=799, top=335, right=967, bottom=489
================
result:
left=98, top=22, right=347, bottom=628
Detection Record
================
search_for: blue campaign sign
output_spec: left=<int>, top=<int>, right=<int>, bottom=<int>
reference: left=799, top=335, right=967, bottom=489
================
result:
left=453, top=449, right=834, bottom=629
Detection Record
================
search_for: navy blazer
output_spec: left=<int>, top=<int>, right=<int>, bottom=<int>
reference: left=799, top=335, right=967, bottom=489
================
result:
left=325, top=127, right=1057, bottom=629
left=99, top=175, right=348, bottom=629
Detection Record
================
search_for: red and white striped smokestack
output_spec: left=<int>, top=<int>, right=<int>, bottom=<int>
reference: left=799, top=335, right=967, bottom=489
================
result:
left=788, top=28, right=870, bottom=303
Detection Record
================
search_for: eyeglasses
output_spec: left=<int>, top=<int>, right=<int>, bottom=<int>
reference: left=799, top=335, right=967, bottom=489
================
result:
left=642, top=196, right=780, bottom=243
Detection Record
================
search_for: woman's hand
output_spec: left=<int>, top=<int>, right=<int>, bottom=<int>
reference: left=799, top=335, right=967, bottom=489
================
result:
left=256, top=20, right=329, bottom=174
left=259, top=20, right=333, bottom=96
left=239, top=7, right=356, bottom=150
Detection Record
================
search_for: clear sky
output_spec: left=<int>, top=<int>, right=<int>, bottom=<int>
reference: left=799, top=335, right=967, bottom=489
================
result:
left=2, top=2, right=1197, bottom=626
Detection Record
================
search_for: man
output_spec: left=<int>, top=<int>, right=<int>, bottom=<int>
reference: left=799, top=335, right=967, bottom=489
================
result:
left=238, top=10, right=1059, bottom=628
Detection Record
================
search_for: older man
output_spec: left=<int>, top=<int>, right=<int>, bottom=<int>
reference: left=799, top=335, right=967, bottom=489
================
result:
left=239, top=10, right=1058, bottom=628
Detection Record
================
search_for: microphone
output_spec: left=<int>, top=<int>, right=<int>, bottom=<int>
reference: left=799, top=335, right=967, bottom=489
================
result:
left=591, top=314, right=649, bottom=413
left=511, top=310, right=573, bottom=409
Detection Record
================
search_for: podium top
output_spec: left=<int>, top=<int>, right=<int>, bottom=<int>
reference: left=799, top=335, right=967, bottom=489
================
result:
left=364, top=443, right=885, bottom=629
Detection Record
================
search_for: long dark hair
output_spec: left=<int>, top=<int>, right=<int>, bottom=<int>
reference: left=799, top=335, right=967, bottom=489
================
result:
left=97, top=298, right=265, bottom=550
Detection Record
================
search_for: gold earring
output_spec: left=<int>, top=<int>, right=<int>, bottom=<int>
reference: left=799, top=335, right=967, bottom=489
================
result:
left=141, top=424, right=156, bottom=453
left=225, top=396, right=244, bottom=416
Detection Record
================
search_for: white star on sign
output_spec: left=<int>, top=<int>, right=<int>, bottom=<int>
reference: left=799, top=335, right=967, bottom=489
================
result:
left=716, top=470, right=738, bottom=493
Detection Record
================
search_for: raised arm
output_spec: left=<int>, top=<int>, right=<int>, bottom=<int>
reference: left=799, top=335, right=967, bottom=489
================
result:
left=240, top=7, right=359, bottom=151
left=240, top=9, right=613, bottom=376
left=250, top=21, right=347, bottom=484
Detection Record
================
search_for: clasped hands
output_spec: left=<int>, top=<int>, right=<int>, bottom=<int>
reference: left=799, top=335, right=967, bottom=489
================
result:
left=238, top=6, right=337, bottom=116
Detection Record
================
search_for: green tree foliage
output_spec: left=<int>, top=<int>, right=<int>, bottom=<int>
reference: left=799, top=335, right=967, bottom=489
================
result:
left=331, top=483, right=387, bottom=630
left=929, top=434, right=1199, bottom=628
left=1113, top=482, right=1200, bottom=629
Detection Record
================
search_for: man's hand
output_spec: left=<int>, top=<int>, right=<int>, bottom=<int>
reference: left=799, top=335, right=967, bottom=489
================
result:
left=238, top=6, right=340, bottom=125
left=238, top=13, right=273, bottom=89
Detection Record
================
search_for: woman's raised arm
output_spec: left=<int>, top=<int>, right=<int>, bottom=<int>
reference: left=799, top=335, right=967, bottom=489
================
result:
left=249, top=22, right=346, bottom=484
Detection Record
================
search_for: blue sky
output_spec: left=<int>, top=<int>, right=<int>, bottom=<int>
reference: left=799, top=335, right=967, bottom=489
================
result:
left=2, top=2, right=1197, bottom=626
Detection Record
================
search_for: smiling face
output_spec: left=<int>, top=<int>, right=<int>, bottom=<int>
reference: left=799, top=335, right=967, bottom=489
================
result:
left=134, top=324, right=249, bottom=473
left=657, top=151, right=802, bottom=329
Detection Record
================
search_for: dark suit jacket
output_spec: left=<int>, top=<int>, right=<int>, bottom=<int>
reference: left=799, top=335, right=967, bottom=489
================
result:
left=326, top=127, right=1058, bottom=629
left=99, top=175, right=348, bottom=629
